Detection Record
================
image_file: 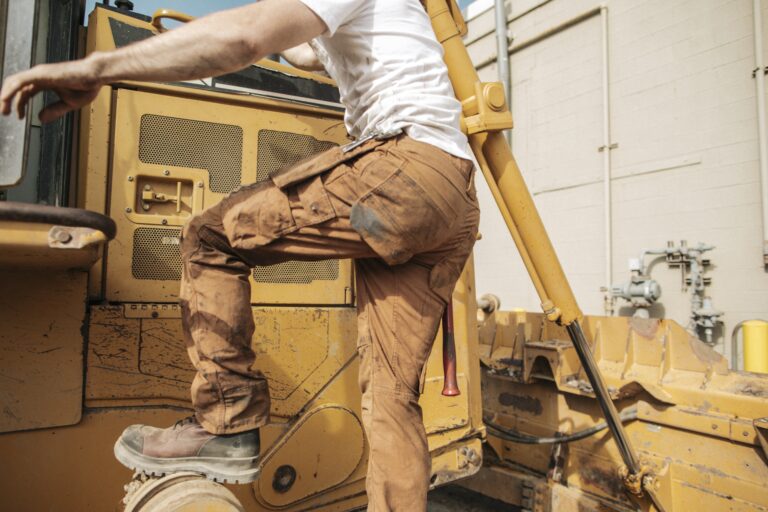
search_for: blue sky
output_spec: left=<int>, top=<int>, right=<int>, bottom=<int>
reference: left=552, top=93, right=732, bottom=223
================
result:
left=86, top=0, right=475, bottom=20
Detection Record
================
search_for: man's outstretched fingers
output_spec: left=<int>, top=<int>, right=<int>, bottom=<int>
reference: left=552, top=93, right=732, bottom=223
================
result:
left=0, top=76, right=23, bottom=116
left=16, top=84, right=40, bottom=120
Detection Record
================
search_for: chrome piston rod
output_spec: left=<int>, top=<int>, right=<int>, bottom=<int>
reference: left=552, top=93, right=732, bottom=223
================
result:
left=565, top=321, right=640, bottom=473
left=566, top=321, right=667, bottom=512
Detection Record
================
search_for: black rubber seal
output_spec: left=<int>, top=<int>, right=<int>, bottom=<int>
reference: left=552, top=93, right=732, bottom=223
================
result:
left=0, top=201, right=117, bottom=240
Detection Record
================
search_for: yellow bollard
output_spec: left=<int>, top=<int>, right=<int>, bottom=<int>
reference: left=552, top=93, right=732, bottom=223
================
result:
left=744, top=320, right=768, bottom=373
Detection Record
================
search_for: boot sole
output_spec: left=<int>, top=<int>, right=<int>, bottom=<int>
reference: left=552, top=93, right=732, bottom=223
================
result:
left=114, top=438, right=260, bottom=484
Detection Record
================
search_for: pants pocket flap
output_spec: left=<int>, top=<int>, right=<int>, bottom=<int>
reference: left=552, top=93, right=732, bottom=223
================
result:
left=270, top=139, right=386, bottom=189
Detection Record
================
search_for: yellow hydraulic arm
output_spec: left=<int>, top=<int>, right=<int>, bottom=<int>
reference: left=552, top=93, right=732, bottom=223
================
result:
left=425, top=1, right=666, bottom=510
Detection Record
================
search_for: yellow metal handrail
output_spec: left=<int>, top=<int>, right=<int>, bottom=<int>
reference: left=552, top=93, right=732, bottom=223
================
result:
left=151, top=8, right=195, bottom=33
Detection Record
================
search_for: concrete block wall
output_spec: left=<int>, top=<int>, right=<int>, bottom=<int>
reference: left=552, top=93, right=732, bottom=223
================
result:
left=464, top=0, right=768, bottom=361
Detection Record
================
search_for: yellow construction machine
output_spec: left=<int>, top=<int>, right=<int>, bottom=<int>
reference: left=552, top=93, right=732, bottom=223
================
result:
left=0, top=1, right=766, bottom=511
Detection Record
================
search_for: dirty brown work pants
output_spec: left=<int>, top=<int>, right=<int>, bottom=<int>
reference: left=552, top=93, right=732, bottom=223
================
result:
left=179, top=135, right=479, bottom=511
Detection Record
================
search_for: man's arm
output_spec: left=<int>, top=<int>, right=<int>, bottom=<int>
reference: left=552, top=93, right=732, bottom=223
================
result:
left=281, top=43, right=325, bottom=72
left=0, top=0, right=327, bottom=123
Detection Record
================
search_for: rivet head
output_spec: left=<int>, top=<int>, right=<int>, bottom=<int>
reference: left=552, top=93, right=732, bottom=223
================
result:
left=310, top=203, right=319, bottom=213
left=163, top=170, right=170, bottom=176
left=127, top=176, right=134, bottom=182
left=161, top=219, right=168, bottom=225
left=142, top=204, right=150, bottom=211
left=144, top=184, right=152, bottom=191
left=52, top=229, right=72, bottom=243
left=197, top=181, right=204, bottom=188
left=125, top=207, right=132, bottom=213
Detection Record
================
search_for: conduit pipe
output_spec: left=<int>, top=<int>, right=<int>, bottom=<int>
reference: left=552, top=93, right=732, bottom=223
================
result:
left=474, top=6, right=615, bottom=313
left=464, top=0, right=554, bottom=46
left=494, top=0, right=511, bottom=144
left=476, top=7, right=602, bottom=70
left=754, top=0, right=768, bottom=265
left=600, top=5, right=614, bottom=315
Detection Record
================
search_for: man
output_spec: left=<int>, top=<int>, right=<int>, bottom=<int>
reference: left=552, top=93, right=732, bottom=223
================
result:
left=0, top=0, right=479, bottom=509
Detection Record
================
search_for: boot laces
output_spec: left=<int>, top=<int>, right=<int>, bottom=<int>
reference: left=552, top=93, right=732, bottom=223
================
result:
left=173, top=415, right=199, bottom=429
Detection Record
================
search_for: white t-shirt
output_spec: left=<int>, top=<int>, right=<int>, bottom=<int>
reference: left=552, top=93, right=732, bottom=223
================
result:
left=299, top=0, right=472, bottom=161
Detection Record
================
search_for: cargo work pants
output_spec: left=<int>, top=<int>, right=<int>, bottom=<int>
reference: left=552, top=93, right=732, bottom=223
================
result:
left=179, top=134, right=479, bottom=511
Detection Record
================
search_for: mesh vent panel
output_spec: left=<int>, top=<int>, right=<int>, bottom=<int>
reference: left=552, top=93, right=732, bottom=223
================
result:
left=130, top=131, right=343, bottom=286
left=139, top=114, right=243, bottom=193
left=256, top=129, right=337, bottom=182
left=132, top=228, right=182, bottom=281
left=252, top=260, right=339, bottom=285
left=253, top=130, right=340, bottom=285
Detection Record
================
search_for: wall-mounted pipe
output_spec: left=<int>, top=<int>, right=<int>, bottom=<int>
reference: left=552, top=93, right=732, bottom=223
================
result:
left=753, top=0, right=768, bottom=265
left=476, top=7, right=602, bottom=70
left=600, top=5, right=614, bottom=315
left=494, top=0, right=511, bottom=145
left=463, top=0, right=554, bottom=47
left=474, top=6, right=614, bottom=313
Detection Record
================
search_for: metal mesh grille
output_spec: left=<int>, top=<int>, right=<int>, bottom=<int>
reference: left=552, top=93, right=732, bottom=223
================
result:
left=139, top=114, right=243, bottom=193
left=132, top=228, right=182, bottom=281
left=253, top=130, right=340, bottom=284
left=253, top=260, right=339, bottom=284
left=256, top=129, right=337, bottom=182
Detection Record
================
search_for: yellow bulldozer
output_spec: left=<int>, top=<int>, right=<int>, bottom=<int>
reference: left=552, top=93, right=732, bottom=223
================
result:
left=0, top=1, right=766, bottom=511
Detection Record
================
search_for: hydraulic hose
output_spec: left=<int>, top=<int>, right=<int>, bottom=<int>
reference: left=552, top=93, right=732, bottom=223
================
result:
left=484, top=407, right=638, bottom=444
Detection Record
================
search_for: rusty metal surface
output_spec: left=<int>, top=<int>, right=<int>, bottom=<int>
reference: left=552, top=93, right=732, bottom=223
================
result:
left=475, top=310, right=768, bottom=511
left=85, top=305, right=359, bottom=418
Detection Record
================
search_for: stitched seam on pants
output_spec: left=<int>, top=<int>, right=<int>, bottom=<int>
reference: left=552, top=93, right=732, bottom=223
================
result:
left=366, top=307, right=378, bottom=511
left=322, top=162, right=354, bottom=187
left=185, top=219, right=235, bottom=432
left=392, top=270, right=425, bottom=398
left=371, top=385, right=414, bottom=399
left=214, top=369, right=226, bottom=429
left=392, top=269, right=402, bottom=396
left=387, top=145, right=475, bottom=214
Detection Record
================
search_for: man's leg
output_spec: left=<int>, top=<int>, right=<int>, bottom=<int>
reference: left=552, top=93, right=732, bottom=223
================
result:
left=355, top=197, right=479, bottom=511
left=178, top=185, right=380, bottom=432
left=114, top=136, right=479, bottom=499
left=355, top=258, right=442, bottom=511
left=178, top=211, right=269, bottom=435
left=114, top=154, right=379, bottom=483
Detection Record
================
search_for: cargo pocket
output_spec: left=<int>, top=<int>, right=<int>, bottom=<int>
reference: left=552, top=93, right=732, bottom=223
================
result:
left=222, top=141, right=385, bottom=251
left=222, top=182, right=294, bottom=251
left=350, top=157, right=453, bottom=265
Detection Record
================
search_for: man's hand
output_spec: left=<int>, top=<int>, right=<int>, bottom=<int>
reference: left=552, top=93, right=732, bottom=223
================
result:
left=1, top=59, right=102, bottom=123
left=282, top=43, right=325, bottom=72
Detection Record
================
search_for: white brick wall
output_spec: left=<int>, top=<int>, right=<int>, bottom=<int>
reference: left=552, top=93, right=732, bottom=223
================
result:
left=465, top=0, right=768, bottom=360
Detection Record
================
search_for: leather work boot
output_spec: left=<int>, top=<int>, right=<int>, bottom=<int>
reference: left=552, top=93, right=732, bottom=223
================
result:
left=114, top=416, right=260, bottom=483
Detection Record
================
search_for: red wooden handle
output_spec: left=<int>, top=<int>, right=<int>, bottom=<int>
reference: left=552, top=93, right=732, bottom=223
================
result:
left=441, top=301, right=460, bottom=396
